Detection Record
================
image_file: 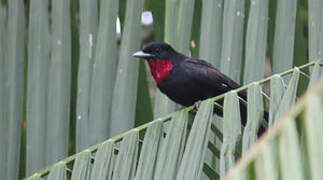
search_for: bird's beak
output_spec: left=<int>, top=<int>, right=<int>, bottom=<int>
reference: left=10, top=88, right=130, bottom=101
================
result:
left=132, top=51, right=154, bottom=59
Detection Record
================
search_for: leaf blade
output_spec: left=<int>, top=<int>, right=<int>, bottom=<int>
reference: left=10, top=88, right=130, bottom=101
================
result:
left=6, top=0, right=25, bottom=178
left=242, top=83, right=264, bottom=153
left=110, top=0, right=143, bottom=136
left=26, top=0, right=49, bottom=175
left=71, top=151, right=91, bottom=180
left=176, top=99, right=214, bottom=180
left=112, top=131, right=139, bottom=180
left=88, top=0, right=117, bottom=144
left=154, top=111, right=188, bottom=180
left=243, top=0, right=269, bottom=84
left=136, top=121, right=163, bottom=180
left=76, top=0, right=98, bottom=152
left=220, top=0, right=245, bottom=82
left=46, top=0, right=71, bottom=165
left=220, top=91, right=242, bottom=177
left=90, top=140, right=115, bottom=180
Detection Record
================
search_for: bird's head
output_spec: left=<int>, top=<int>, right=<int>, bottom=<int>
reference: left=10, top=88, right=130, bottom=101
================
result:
left=133, top=42, right=178, bottom=83
left=132, top=42, right=176, bottom=61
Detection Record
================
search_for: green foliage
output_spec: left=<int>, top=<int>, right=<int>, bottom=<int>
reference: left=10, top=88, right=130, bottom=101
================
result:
left=71, top=151, right=91, bottom=180
left=25, top=174, right=41, bottom=180
left=272, top=0, right=297, bottom=74
left=226, top=76, right=323, bottom=180
left=88, top=0, right=117, bottom=146
left=25, top=60, right=322, bottom=179
left=112, top=131, right=139, bottom=180
left=176, top=100, right=214, bottom=179
left=220, top=92, right=242, bottom=177
left=220, top=0, right=245, bottom=82
left=175, top=0, right=196, bottom=54
left=269, top=75, right=285, bottom=127
left=46, top=0, right=71, bottom=166
left=242, top=83, right=264, bottom=153
left=309, top=61, right=322, bottom=87
left=135, top=61, right=154, bottom=127
left=76, top=0, right=98, bottom=152
left=147, top=0, right=165, bottom=41
left=308, top=0, right=323, bottom=62
left=47, top=163, right=66, bottom=180
left=110, top=0, right=143, bottom=136
left=6, top=0, right=25, bottom=179
left=90, top=140, right=114, bottom=179
left=26, top=0, right=49, bottom=175
left=136, top=121, right=162, bottom=179
left=274, top=69, right=300, bottom=121
left=243, top=0, right=268, bottom=84
left=1, top=0, right=322, bottom=179
left=154, top=111, right=188, bottom=180
left=0, top=2, right=7, bottom=179
left=199, top=0, right=223, bottom=67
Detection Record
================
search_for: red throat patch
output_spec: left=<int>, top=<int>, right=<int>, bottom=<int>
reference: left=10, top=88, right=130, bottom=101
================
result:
left=148, top=60, right=173, bottom=83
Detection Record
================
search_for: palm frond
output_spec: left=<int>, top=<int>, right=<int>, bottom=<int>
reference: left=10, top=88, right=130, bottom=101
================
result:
left=26, top=59, right=322, bottom=179
left=226, top=75, right=323, bottom=180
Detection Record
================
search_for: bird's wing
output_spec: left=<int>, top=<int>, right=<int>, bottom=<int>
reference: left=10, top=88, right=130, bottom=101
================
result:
left=181, top=58, right=247, bottom=99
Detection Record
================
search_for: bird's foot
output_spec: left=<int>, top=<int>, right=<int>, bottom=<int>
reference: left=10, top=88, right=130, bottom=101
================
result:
left=194, top=100, right=201, bottom=111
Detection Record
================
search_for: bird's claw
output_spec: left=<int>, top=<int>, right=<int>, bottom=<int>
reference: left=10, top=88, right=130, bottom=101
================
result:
left=194, top=100, right=201, bottom=111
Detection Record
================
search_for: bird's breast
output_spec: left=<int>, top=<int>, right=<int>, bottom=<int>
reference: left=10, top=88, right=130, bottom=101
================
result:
left=148, top=60, right=173, bottom=83
left=156, top=66, right=209, bottom=107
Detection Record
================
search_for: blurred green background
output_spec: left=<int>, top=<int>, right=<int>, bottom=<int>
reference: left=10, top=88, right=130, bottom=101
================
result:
left=0, top=0, right=314, bottom=179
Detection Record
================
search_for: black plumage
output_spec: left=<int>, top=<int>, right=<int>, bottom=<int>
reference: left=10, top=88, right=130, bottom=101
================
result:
left=133, top=42, right=268, bottom=131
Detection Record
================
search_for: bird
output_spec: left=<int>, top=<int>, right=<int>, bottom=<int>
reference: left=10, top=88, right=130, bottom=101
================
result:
left=133, top=42, right=268, bottom=131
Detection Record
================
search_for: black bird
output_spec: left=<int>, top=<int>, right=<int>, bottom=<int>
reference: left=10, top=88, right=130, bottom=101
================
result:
left=133, top=42, right=268, bottom=129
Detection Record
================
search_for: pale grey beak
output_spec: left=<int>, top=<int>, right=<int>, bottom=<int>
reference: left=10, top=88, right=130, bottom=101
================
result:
left=132, top=51, right=154, bottom=59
